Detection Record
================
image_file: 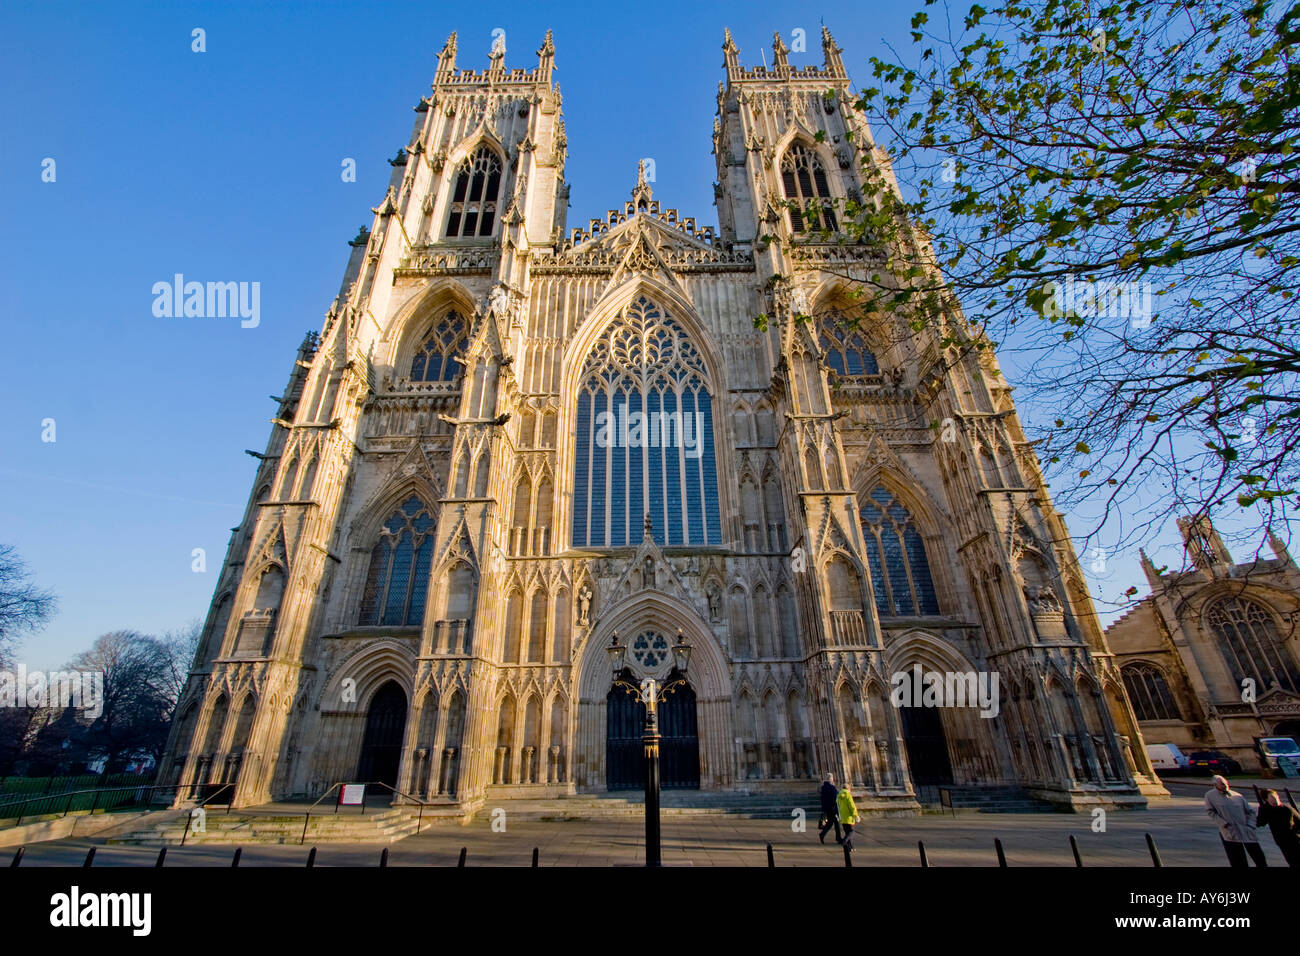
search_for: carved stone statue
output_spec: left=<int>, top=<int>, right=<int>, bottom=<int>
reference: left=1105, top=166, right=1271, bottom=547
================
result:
left=577, top=586, right=592, bottom=626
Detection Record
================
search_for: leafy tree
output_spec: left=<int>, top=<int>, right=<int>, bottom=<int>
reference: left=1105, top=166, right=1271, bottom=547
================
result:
left=779, top=0, right=1300, bottom=552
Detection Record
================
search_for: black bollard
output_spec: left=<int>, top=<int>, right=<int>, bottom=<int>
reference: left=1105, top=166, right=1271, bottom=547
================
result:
left=531, top=847, right=539, bottom=868
left=766, top=843, right=775, bottom=868
left=994, top=838, right=1007, bottom=867
left=82, top=847, right=96, bottom=868
left=306, top=846, right=317, bottom=868
left=379, top=847, right=389, bottom=868
left=918, top=841, right=929, bottom=868
left=1145, top=833, right=1163, bottom=867
left=155, top=847, right=167, bottom=868
left=9, top=847, right=23, bottom=868
left=457, top=846, right=467, bottom=867
left=231, top=847, right=242, bottom=867
left=1069, top=834, right=1083, bottom=867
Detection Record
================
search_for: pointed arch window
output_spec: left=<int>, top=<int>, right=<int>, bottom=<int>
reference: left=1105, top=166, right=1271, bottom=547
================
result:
left=1121, top=663, right=1180, bottom=721
left=410, top=310, right=467, bottom=383
left=1206, top=598, right=1300, bottom=695
left=819, top=316, right=880, bottom=376
left=445, top=147, right=503, bottom=239
left=359, top=496, right=436, bottom=626
left=572, top=296, right=721, bottom=547
left=859, top=487, right=940, bottom=616
left=780, top=144, right=837, bottom=234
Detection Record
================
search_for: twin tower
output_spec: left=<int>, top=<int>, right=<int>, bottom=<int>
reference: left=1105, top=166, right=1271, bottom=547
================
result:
left=159, top=28, right=1163, bottom=811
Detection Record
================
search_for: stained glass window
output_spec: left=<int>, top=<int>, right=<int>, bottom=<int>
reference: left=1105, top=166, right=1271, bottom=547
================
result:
left=859, top=487, right=940, bottom=616
left=445, top=147, right=502, bottom=239
left=410, top=310, right=466, bottom=382
left=359, top=496, right=436, bottom=626
left=820, top=315, right=880, bottom=376
left=780, top=145, right=837, bottom=234
left=572, top=296, right=721, bottom=547
left=1121, top=663, right=1180, bottom=721
left=631, top=631, right=670, bottom=669
left=1207, top=598, right=1300, bottom=694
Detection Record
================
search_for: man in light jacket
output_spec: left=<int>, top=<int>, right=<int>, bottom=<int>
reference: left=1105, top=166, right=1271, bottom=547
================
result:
left=1204, top=775, right=1267, bottom=867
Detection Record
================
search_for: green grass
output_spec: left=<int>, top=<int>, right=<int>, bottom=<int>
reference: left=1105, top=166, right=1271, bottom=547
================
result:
left=0, top=774, right=159, bottom=819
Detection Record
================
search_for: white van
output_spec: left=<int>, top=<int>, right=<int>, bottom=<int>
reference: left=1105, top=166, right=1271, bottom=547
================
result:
left=1255, top=737, right=1300, bottom=773
left=1145, top=743, right=1191, bottom=774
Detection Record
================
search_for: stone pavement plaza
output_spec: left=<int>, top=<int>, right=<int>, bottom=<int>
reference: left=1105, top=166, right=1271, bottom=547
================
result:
left=9, top=784, right=1295, bottom=867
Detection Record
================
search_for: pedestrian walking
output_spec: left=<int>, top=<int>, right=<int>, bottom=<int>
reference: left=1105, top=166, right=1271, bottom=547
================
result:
left=1204, top=775, right=1267, bottom=867
left=817, top=773, right=841, bottom=844
left=1256, top=789, right=1300, bottom=867
left=836, top=784, right=860, bottom=853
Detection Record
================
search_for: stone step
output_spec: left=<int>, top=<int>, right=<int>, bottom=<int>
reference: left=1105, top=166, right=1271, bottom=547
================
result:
left=103, top=806, right=439, bottom=845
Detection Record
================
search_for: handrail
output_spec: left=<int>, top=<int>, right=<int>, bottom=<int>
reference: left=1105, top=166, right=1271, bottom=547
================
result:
left=366, top=781, right=433, bottom=836
left=298, top=781, right=431, bottom=844
left=1, top=783, right=192, bottom=828
left=179, top=783, right=240, bottom=846
left=0, top=782, right=145, bottom=814
left=299, top=783, right=345, bottom=845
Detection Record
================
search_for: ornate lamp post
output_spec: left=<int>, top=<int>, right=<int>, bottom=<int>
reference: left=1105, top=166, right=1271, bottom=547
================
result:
left=607, top=628, right=692, bottom=867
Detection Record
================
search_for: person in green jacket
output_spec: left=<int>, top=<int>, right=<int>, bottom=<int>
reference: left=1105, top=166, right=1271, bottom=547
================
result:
left=836, top=785, right=860, bottom=852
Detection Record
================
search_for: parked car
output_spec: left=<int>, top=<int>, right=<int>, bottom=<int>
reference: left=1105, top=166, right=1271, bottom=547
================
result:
left=1145, top=743, right=1191, bottom=774
left=1186, top=750, right=1243, bottom=775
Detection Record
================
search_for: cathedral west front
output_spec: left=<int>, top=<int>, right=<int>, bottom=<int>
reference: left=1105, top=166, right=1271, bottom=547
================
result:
left=158, top=27, right=1165, bottom=813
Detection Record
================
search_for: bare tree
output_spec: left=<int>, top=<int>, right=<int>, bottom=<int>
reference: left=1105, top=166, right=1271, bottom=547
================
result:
left=0, top=543, right=57, bottom=666
left=68, top=631, right=174, bottom=775
left=157, top=618, right=202, bottom=720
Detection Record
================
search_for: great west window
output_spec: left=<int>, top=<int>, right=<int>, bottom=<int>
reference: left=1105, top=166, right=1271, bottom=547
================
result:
left=572, top=296, right=721, bottom=547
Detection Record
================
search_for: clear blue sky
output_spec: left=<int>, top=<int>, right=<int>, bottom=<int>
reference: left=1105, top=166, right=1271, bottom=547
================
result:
left=0, top=0, right=1259, bottom=671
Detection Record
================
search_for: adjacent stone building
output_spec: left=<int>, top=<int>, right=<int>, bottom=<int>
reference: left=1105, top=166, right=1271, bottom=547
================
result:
left=158, top=28, right=1162, bottom=813
left=1106, top=517, right=1300, bottom=769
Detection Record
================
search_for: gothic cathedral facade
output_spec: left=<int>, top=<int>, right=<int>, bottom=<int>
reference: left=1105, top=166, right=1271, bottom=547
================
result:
left=159, top=28, right=1164, bottom=812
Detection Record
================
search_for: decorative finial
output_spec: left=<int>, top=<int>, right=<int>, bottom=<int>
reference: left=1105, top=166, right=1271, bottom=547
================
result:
left=644, top=512, right=654, bottom=537
left=632, top=160, right=653, bottom=207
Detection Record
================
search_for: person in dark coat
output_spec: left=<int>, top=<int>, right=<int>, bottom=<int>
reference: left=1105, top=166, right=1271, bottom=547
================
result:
left=817, top=772, right=842, bottom=844
left=1256, top=789, right=1300, bottom=867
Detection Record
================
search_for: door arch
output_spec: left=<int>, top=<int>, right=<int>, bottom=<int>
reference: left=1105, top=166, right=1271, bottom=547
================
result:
left=357, top=681, right=407, bottom=788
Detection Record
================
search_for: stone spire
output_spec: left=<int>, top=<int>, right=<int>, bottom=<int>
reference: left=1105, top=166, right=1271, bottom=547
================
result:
left=772, top=31, right=789, bottom=73
left=488, top=30, right=506, bottom=75
left=821, top=25, right=846, bottom=78
left=632, top=159, right=653, bottom=208
left=722, top=27, right=740, bottom=77
left=435, top=31, right=458, bottom=83
left=537, top=29, right=555, bottom=83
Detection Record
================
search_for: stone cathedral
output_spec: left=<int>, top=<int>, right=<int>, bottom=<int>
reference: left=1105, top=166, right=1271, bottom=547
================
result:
left=159, top=28, right=1164, bottom=813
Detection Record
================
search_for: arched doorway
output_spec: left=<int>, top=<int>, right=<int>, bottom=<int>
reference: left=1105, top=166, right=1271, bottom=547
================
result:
left=357, top=681, right=407, bottom=788
left=606, top=671, right=646, bottom=791
left=900, top=705, right=953, bottom=787
left=605, top=668, right=700, bottom=791
left=659, top=670, right=700, bottom=789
